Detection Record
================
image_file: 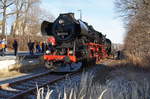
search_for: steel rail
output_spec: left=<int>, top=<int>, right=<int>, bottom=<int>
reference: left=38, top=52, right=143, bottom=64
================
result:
left=0, top=71, right=76, bottom=99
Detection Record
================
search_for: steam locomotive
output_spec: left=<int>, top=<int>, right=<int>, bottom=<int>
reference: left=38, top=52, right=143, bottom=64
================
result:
left=41, top=13, right=111, bottom=72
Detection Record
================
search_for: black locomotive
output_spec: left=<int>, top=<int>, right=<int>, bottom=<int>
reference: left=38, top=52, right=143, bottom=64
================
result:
left=41, top=13, right=111, bottom=72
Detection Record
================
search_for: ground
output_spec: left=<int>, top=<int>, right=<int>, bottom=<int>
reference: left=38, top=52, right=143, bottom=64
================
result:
left=0, top=67, right=48, bottom=84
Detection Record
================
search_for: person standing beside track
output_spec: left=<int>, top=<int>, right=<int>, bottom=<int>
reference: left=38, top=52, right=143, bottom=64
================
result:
left=28, top=40, right=34, bottom=55
left=35, top=41, right=41, bottom=53
left=1, top=38, right=6, bottom=56
left=13, top=39, right=18, bottom=56
left=41, top=41, right=46, bottom=53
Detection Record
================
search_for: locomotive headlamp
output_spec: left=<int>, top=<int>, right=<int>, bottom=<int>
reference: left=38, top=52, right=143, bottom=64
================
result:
left=59, top=19, right=64, bottom=24
left=46, top=50, right=50, bottom=54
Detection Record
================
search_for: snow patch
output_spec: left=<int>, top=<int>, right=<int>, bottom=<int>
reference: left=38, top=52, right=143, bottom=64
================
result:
left=0, top=60, right=16, bottom=69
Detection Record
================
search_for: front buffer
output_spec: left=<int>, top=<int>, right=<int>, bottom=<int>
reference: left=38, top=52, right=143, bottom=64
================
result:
left=44, top=55, right=82, bottom=73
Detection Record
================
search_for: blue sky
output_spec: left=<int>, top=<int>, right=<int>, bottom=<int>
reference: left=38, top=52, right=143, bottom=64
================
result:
left=41, top=0, right=125, bottom=44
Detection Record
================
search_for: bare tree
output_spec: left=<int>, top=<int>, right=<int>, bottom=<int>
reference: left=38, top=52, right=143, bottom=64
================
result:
left=11, top=0, right=41, bottom=35
left=11, top=0, right=54, bottom=36
left=115, top=0, right=150, bottom=67
left=21, top=0, right=39, bottom=35
left=25, top=3, right=41, bottom=35
left=11, top=0, right=26, bottom=36
left=0, top=0, right=15, bottom=35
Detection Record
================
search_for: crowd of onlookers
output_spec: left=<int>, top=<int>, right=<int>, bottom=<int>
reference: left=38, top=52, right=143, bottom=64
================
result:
left=27, top=40, right=55, bottom=55
left=0, top=38, right=52, bottom=56
left=27, top=40, right=48, bottom=55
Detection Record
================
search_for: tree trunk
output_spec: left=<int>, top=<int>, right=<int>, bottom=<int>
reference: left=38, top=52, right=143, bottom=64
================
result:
left=2, top=7, right=6, bottom=35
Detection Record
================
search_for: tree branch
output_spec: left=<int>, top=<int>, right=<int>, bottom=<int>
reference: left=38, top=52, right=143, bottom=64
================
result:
left=6, top=10, right=23, bottom=16
left=1, top=0, right=5, bottom=5
left=6, top=1, right=14, bottom=7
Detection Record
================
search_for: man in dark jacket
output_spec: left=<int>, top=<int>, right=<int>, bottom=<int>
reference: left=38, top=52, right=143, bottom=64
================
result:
left=41, top=42, right=46, bottom=53
left=28, top=40, right=32, bottom=55
left=28, top=40, right=35, bottom=55
left=13, top=40, right=18, bottom=56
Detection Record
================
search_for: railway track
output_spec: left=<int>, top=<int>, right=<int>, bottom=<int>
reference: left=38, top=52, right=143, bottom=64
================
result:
left=0, top=71, right=74, bottom=99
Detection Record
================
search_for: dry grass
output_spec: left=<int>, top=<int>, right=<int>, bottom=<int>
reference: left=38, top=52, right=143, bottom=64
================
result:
left=106, top=59, right=127, bottom=66
left=36, top=73, right=108, bottom=99
left=37, top=64, right=150, bottom=99
left=0, top=71, right=24, bottom=78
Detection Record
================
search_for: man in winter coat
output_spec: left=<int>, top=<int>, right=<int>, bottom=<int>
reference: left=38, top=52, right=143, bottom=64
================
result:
left=13, top=40, right=18, bottom=56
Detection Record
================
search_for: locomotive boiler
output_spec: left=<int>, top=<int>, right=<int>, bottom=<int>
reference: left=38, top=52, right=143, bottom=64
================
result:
left=41, top=13, right=111, bottom=72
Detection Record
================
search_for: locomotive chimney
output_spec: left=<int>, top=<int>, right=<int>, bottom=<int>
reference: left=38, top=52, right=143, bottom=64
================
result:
left=68, top=13, right=75, bottom=19
left=60, top=13, right=75, bottom=19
